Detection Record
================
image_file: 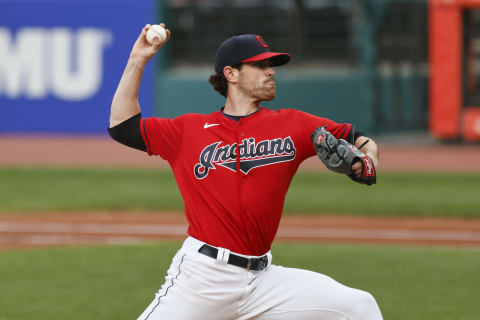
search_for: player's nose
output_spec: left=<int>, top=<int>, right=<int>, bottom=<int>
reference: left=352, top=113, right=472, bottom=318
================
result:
left=266, top=66, right=275, bottom=77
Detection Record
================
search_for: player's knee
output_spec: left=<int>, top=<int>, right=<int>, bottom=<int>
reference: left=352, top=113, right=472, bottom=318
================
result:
left=349, top=290, right=383, bottom=320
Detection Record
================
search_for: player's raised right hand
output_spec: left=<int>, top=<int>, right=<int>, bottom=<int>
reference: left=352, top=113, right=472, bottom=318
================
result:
left=129, top=23, right=171, bottom=66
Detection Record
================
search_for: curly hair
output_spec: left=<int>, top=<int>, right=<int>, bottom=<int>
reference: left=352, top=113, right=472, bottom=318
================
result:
left=208, top=73, right=228, bottom=97
left=208, top=64, right=243, bottom=97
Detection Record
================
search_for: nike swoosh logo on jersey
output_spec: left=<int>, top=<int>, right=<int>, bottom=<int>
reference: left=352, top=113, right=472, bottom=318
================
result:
left=204, top=123, right=220, bottom=129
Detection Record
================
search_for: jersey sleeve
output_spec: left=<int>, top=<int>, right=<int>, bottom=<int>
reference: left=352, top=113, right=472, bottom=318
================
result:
left=293, top=110, right=354, bottom=160
left=140, top=115, right=188, bottom=163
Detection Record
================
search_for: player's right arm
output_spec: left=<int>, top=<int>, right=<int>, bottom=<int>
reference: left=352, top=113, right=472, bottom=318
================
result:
left=109, top=24, right=170, bottom=127
left=109, top=24, right=170, bottom=151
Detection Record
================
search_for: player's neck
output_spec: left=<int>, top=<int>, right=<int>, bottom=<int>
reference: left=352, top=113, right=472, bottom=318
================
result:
left=224, top=95, right=259, bottom=116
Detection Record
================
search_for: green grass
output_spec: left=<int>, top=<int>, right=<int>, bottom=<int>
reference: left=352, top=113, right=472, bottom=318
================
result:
left=0, top=241, right=478, bottom=320
left=0, top=168, right=479, bottom=217
left=0, top=168, right=182, bottom=212
left=285, top=170, right=480, bottom=217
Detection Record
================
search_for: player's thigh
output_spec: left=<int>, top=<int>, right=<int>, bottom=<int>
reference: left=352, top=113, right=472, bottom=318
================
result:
left=137, top=280, right=236, bottom=320
left=136, top=250, right=240, bottom=320
left=135, top=251, right=198, bottom=320
left=241, top=265, right=382, bottom=320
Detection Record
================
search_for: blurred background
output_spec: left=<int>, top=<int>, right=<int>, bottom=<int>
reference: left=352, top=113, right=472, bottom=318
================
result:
left=1, top=0, right=480, bottom=141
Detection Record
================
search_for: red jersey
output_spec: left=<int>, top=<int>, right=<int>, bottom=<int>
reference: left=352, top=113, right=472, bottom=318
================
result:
left=140, top=107, right=352, bottom=255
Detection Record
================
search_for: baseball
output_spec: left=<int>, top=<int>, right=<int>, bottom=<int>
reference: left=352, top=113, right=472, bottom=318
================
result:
left=146, top=24, right=167, bottom=44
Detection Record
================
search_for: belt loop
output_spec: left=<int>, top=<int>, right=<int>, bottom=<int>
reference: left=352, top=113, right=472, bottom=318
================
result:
left=216, top=247, right=230, bottom=264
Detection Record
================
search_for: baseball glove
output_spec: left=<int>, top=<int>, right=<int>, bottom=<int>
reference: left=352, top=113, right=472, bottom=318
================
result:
left=311, top=126, right=376, bottom=185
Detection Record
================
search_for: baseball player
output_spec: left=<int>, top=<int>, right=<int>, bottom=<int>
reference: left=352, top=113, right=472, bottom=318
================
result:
left=109, top=24, right=382, bottom=320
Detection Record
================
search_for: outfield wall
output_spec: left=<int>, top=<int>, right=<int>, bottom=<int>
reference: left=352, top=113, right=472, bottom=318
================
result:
left=155, top=71, right=427, bottom=134
left=0, top=0, right=428, bottom=135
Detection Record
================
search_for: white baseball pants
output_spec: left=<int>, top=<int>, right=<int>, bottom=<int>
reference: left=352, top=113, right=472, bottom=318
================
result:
left=137, top=237, right=383, bottom=320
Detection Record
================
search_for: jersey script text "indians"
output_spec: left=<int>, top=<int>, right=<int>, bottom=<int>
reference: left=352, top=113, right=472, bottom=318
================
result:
left=194, top=137, right=296, bottom=179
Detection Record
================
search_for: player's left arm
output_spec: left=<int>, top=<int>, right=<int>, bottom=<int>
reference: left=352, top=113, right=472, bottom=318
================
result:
left=352, top=136, right=379, bottom=178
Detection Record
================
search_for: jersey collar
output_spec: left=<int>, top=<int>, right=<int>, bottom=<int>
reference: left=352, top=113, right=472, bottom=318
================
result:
left=215, top=106, right=266, bottom=127
left=220, top=107, right=261, bottom=122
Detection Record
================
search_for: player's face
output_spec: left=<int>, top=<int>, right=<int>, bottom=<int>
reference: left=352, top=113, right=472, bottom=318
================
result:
left=237, top=59, right=276, bottom=101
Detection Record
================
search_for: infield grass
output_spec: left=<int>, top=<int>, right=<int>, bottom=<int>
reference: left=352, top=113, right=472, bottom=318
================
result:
left=0, top=241, right=478, bottom=320
left=0, top=168, right=479, bottom=217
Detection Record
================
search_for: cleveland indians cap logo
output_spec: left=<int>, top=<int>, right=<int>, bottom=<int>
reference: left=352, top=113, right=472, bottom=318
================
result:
left=256, top=36, right=268, bottom=48
left=194, top=137, right=296, bottom=179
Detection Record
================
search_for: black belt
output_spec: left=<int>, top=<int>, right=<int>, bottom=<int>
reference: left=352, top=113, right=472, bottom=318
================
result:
left=198, top=244, right=269, bottom=271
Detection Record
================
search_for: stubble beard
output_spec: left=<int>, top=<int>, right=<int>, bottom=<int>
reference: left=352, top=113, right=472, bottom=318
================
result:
left=238, top=78, right=276, bottom=102
left=256, top=81, right=276, bottom=101
left=262, top=86, right=276, bottom=101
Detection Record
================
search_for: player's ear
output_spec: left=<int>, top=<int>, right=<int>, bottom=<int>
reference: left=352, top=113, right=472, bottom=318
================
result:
left=223, top=66, right=238, bottom=83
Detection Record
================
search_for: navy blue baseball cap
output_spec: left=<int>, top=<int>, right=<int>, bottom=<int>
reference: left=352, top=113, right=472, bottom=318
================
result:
left=214, top=34, right=291, bottom=74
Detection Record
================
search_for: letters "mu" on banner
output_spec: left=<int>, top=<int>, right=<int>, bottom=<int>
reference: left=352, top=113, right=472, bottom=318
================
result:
left=0, top=27, right=112, bottom=101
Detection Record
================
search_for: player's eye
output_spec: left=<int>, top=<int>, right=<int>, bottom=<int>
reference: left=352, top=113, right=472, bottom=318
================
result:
left=252, top=60, right=273, bottom=69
